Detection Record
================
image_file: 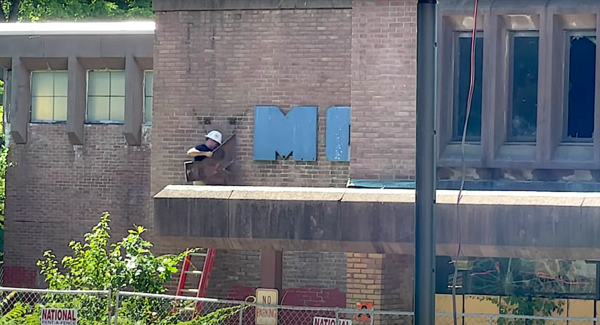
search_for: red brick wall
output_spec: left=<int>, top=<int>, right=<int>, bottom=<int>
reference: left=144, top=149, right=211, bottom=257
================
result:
left=151, top=9, right=352, bottom=194
left=152, top=8, right=353, bottom=301
left=5, top=124, right=151, bottom=287
left=350, top=0, right=417, bottom=180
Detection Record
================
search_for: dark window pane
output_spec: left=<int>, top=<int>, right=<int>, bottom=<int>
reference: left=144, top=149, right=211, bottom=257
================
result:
left=453, top=36, right=483, bottom=141
left=566, top=35, right=596, bottom=140
left=510, top=36, right=539, bottom=142
left=436, top=256, right=597, bottom=299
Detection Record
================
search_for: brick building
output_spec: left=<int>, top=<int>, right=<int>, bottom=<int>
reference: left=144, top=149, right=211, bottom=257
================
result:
left=4, top=0, right=600, bottom=318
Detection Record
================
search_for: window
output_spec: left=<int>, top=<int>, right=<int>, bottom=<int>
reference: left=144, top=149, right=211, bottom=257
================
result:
left=437, top=256, right=597, bottom=299
left=509, top=33, right=540, bottom=142
left=565, top=32, right=597, bottom=142
left=453, top=33, right=483, bottom=142
left=86, top=70, right=125, bottom=123
left=144, top=71, right=153, bottom=124
left=30, top=71, right=68, bottom=122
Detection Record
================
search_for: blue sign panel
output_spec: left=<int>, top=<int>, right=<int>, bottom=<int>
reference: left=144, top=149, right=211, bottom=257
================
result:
left=325, top=106, right=351, bottom=162
left=253, top=105, right=318, bottom=161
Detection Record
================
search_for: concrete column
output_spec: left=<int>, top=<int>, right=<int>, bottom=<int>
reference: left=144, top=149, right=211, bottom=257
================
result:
left=124, top=55, right=143, bottom=146
left=3, top=68, right=11, bottom=126
left=67, top=57, right=86, bottom=145
left=347, top=253, right=414, bottom=325
left=9, top=58, right=29, bottom=144
left=261, top=250, right=283, bottom=302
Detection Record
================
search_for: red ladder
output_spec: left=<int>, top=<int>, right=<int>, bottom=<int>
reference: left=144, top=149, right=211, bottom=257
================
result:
left=173, top=248, right=217, bottom=315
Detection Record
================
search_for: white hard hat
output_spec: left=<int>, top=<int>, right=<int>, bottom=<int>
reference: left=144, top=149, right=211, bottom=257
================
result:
left=206, top=130, right=223, bottom=145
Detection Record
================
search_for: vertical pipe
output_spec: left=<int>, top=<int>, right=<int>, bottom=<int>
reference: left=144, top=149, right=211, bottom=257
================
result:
left=415, top=1, right=438, bottom=325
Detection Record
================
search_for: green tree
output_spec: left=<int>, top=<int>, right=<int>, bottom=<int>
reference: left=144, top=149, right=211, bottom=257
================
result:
left=28, top=213, right=245, bottom=325
left=37, top=212, right=187, bottom=293
left=1, top=0, right=153, bottom=22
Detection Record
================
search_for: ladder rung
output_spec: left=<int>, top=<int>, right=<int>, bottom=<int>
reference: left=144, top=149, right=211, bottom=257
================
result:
left=183, top=289, right=199, bottom=293
left=184, top=270, right=203, bottom=275
left=189, top=253, right=207, bottom=257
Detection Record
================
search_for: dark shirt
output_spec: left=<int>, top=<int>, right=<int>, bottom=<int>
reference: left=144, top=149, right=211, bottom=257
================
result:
left=194, top=144, right=212, bottom=162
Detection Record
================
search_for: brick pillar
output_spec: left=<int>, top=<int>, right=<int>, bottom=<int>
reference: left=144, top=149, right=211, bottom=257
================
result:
left=347, top=253, right=414, bottom=325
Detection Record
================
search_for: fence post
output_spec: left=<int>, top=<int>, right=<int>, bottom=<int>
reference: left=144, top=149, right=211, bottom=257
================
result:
left=113, top=291, right=120, bottom=325
left=369, top=308, right=375, bottom=325
left=238, top=302, right=244, bottom=325
left=488, top=315, right=493, bottom=325
left=107, top=290, right=112, bottom=325
left=335, top=308, right=340, bottom=322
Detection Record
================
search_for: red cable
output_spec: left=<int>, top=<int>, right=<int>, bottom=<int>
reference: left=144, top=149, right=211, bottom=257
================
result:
left=452, top=1, right=479, bottom=325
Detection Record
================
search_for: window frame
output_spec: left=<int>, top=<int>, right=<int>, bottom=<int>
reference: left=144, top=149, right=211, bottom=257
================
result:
left=29, top=70, right=68, bottom=124
left=562, top=29, right=597, bottom=144
left=506, top=31, right=540, bottom=144
left=85, top=69, right=126, bottom=125
left=452, top=31, right=485, bottom=143
left=438, top=3, right=600, bottom=170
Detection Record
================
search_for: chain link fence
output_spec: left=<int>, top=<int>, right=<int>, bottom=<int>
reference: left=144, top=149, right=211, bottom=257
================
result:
left=113, top=291, right=600, bottom=325
left=0, top=287, right=599, bottom=324
left=0, top=286, right=110, bottom=324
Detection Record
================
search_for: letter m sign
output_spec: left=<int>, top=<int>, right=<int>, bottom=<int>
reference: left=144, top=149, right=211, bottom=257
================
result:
left=253, top=106, right=317, bottom=161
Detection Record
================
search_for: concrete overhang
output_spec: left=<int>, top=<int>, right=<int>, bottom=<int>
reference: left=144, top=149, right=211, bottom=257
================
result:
left=154, top=186, right=600, bottom=260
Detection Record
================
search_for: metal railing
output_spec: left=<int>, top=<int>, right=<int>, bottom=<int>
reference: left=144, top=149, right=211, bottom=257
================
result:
left=0, top=287, right=598, bottom=324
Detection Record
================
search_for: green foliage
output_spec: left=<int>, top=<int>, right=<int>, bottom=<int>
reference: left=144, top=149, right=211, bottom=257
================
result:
left=37, top=212, right=188, bottom=293
left=481, top=296, right=564, bottom=325
left=3, top=0, right=153, bottom=22
left=0, top=213, right=237, bottom=325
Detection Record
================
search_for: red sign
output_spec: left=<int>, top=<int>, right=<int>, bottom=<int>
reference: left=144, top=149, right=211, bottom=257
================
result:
left=41, top=308, right=78, bottom=325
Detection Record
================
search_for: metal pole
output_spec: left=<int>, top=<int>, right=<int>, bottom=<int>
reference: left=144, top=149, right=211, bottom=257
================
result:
left=113, top=291, right=120, bottom=325
left=238, top=302, right=244, bottom=325
left=415, top=1, right=437, bottom=325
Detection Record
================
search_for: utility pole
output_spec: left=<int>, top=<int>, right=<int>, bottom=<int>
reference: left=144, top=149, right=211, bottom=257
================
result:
left=414, top=1, right=437, bottom=325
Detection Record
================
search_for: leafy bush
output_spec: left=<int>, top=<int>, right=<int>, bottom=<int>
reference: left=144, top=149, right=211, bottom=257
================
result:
left=0, top=213, right=244, bottom=325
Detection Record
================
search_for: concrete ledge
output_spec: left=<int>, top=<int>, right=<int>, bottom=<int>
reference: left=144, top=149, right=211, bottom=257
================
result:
left=153, top=0, right=352, bottom=11
left=154, top=186, right=600, bottom=259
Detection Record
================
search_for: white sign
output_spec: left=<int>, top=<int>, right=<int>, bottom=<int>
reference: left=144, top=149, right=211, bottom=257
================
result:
left=313, top=317, right=353, bottom=325
left=255, top=288, right=278, bottom=325
left=41, top=309, right=77, bottom=325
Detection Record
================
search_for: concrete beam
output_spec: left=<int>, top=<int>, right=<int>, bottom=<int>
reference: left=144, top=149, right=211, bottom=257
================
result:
left=153, top=0, right=352, bottom=11
left=0, top=35, right=153, bottom=59
left=154, top=186, right=600, bottom=260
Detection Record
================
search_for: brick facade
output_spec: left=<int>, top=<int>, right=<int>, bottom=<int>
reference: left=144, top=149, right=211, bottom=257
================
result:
left=350, top=0, right=417, bottom=180
left=5, top=124, right=151, bottom=287
left=346, top=253, right=414, bottom=324
left=151, top=9, right=352, bottom=194
left=150, top=6, right=354, bottom=304
left=4, top=0, right=419, bottom=312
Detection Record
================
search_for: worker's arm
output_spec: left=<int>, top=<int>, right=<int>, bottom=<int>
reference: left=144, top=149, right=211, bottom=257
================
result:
left=187, top=148, right=213, bottom=158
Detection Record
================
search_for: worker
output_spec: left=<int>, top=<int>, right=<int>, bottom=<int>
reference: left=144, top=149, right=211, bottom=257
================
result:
left=186, top=130, right=223, bottom=185
left=187, top=130, right=223, bottom=161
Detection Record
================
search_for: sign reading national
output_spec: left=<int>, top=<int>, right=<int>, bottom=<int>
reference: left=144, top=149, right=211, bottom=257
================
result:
left=41, top=308, right=78, bottom=325
left=313, top=317, right=352, bottom=325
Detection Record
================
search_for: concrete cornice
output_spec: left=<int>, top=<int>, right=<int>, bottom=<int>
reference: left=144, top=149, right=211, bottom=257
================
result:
left=153, top=0, right=352, bottom=11
left=155, top=185, right=600, bottom=206
left=154, top=185, right=600, bottom=259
